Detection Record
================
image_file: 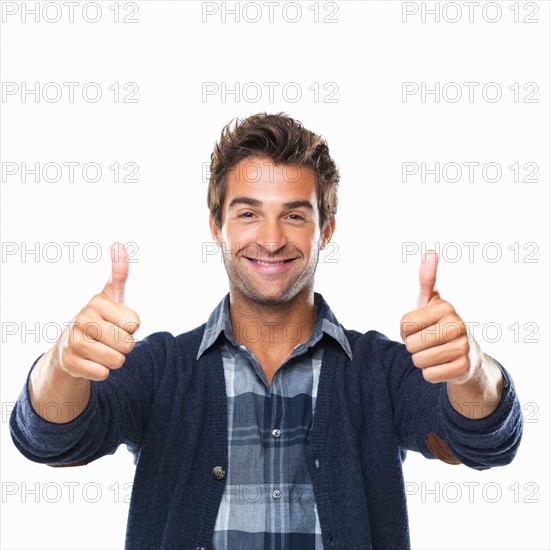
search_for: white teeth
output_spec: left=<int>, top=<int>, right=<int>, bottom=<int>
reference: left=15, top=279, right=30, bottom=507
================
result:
left=248, top=258, right=286, bottom=266
left=251, top=259, right=286, bottom=266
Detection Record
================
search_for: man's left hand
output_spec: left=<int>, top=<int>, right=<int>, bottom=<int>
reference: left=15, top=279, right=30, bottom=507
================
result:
left=400, top=251, right=474, bottom=386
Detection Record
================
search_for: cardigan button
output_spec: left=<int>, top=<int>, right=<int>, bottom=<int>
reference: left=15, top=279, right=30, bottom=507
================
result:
left=212, top=466, right=226, bottom=480
left=194, top=547, right=206, bottom=550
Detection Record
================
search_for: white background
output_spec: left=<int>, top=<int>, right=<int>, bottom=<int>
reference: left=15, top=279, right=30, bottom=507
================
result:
left=1, top=1, right=548, bottom=549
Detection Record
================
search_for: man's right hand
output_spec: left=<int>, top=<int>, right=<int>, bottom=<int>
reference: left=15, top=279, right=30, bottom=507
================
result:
left=54, top=241, right=141, bottom=381
left=29, top=242, right=140, bottom=422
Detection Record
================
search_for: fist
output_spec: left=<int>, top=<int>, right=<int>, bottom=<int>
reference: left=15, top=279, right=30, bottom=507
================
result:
left=400, top=251, right=472, bottom=385
left=53, top=242, right=141, bottom=381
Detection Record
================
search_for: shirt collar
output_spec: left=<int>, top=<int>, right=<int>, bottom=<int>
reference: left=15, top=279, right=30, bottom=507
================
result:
left=197, top=292, right=352, bottom=361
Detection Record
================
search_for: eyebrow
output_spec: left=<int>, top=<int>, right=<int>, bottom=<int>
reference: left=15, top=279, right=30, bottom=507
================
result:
left=228, top=197, right=314, bottom=211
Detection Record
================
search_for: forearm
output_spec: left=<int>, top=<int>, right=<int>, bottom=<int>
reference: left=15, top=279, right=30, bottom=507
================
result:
left=29, top=347, right=91, bottom=423
left=447, top=340, right=505, bottom=419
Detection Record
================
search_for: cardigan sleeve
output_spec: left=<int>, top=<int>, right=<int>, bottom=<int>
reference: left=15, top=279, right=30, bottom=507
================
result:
left=373, top=331, right=523, bottom=470
left=9, top=331, right=172, bottom=466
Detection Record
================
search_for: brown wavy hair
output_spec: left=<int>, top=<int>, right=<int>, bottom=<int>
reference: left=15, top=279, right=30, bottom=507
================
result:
left=207, top=112, right=339, bottom=228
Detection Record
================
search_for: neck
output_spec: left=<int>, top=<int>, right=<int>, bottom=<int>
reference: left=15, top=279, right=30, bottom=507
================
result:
left=228, top=288, right=316, bottom=352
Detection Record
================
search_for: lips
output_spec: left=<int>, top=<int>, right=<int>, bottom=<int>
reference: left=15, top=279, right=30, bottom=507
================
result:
left=246, top=258, right=297, bottom=266
left=243, top=256, right=299, bottom=271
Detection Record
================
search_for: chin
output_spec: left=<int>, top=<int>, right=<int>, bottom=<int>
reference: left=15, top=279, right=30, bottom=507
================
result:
left=246, top=290, right=294, bottom=306
left=240, top=282, right=311, bottom=306
left=226, top=266, right=316, bottom=306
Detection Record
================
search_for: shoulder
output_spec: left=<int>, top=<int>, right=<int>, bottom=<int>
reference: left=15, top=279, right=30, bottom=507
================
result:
left=128, top=324, right=207, bottom=369
left=341, top=327, right=413, bottom=376
left=134, top=324, right=206, bottom=349
left=343, top=327, right=403, bottom=354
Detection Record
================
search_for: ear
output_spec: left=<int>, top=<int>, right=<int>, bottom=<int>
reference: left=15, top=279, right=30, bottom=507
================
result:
left=209, top=215, right=221, bottom=246
left=320, top=217, right=336, bottom=249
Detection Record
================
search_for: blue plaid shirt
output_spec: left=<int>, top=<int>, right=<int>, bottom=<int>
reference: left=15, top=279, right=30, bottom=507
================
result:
left=197, top=293, right=352, bottom=550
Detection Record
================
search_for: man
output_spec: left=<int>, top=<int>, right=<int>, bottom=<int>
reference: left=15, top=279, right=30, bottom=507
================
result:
left=11, top=112, right=522, bottom=549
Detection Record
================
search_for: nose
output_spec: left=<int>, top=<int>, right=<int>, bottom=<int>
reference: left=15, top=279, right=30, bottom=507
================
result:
left=256, top=216, right=288, bottom=256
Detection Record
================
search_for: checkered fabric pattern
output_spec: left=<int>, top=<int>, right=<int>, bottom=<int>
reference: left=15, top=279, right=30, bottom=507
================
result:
left=197, top=294, right=352, bottom=550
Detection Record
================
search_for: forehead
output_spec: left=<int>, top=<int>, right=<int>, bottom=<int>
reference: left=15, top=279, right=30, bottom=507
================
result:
left=225, top=156, right=318, bottom=202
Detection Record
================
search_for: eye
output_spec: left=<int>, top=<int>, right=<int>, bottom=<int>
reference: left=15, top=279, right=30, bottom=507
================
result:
left=287, top=213, right=305, bottom=221
left=239, top=211, right=256, bottom=218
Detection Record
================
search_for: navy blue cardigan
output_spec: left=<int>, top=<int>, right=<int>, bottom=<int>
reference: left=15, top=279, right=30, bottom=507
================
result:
left=10, top=325, right=523, bottom=549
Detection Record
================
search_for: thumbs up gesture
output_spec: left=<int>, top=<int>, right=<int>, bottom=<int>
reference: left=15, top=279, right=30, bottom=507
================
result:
left=400, top=251, right=472, bottom=385
left=102, top=242, right=130, bottom=304
left=54, top=242, right=141, bottom=381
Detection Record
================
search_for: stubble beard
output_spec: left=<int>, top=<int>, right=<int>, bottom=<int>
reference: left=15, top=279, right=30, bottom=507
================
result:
left=222, top=244, right=320, bottom=306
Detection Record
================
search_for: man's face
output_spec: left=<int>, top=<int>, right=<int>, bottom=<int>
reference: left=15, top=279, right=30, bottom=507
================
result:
left=210, top=156, right=335, bottom=305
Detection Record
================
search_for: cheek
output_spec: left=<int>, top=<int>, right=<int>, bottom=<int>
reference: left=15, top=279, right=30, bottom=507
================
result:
left=223, top=221, right=266, bottom=241
left=220, top=226, right=258, bottom=253
left=290, top=234, right=320, bottom=257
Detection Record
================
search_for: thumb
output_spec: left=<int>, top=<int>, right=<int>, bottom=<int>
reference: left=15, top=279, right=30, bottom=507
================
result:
left=416, top=250, right=439, bottom=308
left=102, top=242, right=129, bottom=304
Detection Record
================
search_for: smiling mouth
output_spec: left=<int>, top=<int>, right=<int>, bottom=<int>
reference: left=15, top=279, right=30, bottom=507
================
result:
left=245, top=257, right=298, bottom=266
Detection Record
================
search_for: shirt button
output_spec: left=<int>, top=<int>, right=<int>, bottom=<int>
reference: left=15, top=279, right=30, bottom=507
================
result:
left=194, top=547, right=206, bottom=550
left=271, top=428, right=281, bottom=438
left=272, top=489, right=282, bottom=499
left=211, top=466, right=226, bottom=480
